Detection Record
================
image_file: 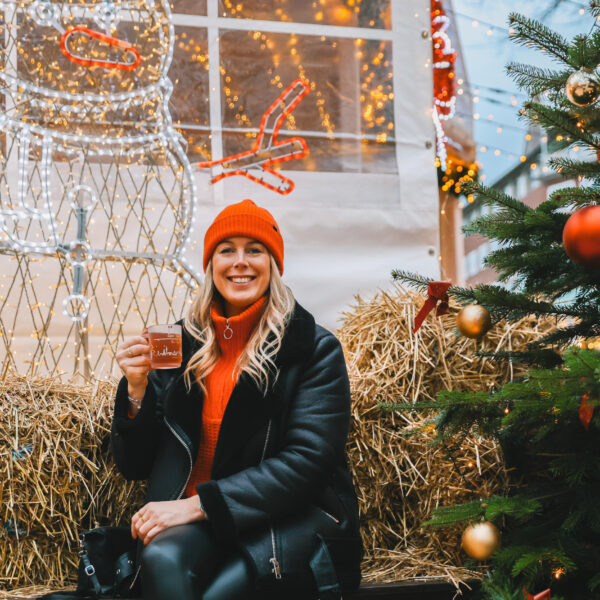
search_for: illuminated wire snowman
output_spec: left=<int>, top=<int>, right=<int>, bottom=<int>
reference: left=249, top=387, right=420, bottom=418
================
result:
left=0, top=0, right=200, bottom=377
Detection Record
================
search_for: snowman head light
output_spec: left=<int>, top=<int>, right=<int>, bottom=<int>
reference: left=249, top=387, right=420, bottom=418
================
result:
left=3, top=0, right=174, bottom=126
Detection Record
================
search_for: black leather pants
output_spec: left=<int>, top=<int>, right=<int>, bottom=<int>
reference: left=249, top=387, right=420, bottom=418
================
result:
left=140, top=521, right=255, bottom=600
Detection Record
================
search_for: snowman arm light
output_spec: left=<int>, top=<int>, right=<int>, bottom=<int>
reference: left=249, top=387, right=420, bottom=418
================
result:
left=60, top=26, right=141, bottom=71
left=196, top=78, right=310, bottom=195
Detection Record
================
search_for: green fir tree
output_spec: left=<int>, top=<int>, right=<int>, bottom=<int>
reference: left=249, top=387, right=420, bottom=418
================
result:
left=390, top=5, right=600, bottom=599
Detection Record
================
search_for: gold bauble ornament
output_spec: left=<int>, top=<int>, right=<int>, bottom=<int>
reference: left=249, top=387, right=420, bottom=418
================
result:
left=461, top=521, right=501, bottom=561
left=456, top=304, right=492, bottom=339
left=565, top=67, right=600, bottom=107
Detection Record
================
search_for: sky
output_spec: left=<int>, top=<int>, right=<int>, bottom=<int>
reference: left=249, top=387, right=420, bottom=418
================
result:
left=450, top=0, right=591, bottom=184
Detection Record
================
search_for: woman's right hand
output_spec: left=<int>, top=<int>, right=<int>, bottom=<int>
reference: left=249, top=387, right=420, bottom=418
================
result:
left=117, top=330, right=152, bottom=400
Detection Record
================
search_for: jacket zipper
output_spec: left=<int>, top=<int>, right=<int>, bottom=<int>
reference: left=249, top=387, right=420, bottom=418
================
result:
left=129, top=416, right=193, bottom=590
left=164, top=416, right=194, bottom=500
left=320, top=508, right=340, bottom=524
left=261, top=418, right=281, bottom=580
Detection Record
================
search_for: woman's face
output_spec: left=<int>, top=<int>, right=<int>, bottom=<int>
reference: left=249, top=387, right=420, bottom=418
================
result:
left=212, top=236, right=271, bottom=317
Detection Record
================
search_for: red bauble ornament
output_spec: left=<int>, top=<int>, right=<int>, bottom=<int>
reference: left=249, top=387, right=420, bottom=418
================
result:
left=562, top=205, right=600, bottom=267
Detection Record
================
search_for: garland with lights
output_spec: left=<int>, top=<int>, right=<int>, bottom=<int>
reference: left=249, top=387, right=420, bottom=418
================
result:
left=431, top=0, right=479, bottom=196
left=431, top=0, right=457, bottom=172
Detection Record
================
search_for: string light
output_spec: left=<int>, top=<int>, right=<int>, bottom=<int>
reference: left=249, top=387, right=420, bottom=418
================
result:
left=0, top=0, right=202, bottom=379
left=431, top=0, right=458, bottom=171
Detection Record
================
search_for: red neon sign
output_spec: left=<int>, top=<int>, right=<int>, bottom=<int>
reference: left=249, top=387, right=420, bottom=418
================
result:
left=60, top=26, right=141, bottom=71
left=197, top=79, right=310, bottom=195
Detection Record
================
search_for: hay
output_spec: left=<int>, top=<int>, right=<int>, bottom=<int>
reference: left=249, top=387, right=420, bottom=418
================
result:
left=337, top=285, right=555, bottom=584
left=0, top=375, right=146, bottom=592
left=0, top=284, right=554, bottom=594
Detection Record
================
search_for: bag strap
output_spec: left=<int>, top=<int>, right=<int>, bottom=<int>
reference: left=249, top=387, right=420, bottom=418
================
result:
left=114, top=551, right=136, bottom=588
left=309, top=534, right=342, bottom=600
left=78, top=535, right=103, bottom=598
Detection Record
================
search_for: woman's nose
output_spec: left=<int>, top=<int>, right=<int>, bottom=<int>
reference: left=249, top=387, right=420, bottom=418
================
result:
left=232, top=249, right=248, bottom=265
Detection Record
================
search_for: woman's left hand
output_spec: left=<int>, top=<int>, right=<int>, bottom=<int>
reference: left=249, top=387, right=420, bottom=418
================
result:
left=132, top=497, right=206, bottom=545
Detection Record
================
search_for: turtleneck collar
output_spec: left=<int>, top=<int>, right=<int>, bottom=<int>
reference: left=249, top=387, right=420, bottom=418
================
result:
left=210, top=295, right=267, bottom=357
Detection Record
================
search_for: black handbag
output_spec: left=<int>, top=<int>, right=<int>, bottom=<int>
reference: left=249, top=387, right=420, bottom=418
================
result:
left=36, top=526, right=140, bottom=600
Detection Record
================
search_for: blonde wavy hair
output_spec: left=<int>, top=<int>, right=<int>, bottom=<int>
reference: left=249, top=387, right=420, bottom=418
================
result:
left=183, top=254, right=295, bottom=396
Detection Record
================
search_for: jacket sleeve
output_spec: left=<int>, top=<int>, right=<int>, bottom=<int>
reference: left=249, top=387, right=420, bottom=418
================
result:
left=195, top=330, right=351, bottom=545
left=110, top=374, right=164, bottom=481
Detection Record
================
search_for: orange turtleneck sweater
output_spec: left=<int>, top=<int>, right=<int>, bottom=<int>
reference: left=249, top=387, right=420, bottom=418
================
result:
left=182, top=294, right=267, bottom=499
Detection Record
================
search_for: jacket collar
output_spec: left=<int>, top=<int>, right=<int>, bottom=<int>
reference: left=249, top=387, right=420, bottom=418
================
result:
left=179, top=299, right=316, bottom=369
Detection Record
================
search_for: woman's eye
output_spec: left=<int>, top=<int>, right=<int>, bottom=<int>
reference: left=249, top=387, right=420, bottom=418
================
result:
left=220, top=247, right=233, bottom=253
left=248, top=248, right=262, bottom=254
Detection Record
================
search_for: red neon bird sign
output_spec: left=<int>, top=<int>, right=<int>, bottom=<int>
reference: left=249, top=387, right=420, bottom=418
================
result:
left=197, top=79, right=310, bottom=195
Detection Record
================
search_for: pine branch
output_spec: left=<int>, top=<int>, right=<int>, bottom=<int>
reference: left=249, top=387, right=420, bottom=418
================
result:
left=506, top=62, right=572, bottom=95
left=460, top=180, right=530, bottom=214
left=464, top=285, right=580, bottom=320
left=508, top=13, right=571, bottom=65
left=547, top=185, right=600, bottom=208
left=534, top=318, right=600, bottom=347
left=548, top=157, right=600, bottom=180
left=484, top=496, right=543, bottom=522
left=474, top=350, right=564, bottom=369
left=481, top=579, right=526, bottom=600
left=423, top=499, right=485, bottom=528
left=522, top=102, right=600, bottom=150
left=591, top=1, right=600, bottom=19
left=568, top=32, right=600, bottom=69
left=391, top=271, right=587, bottom=322
left=424, top=496, right=543, bottom=530
left=464, top=210, right=565, bottom=245
left=512, top=549, right=576, bottom=577
left=485, top=246, right=570, bottom=294
left=390, top=270, right=444, bottom=295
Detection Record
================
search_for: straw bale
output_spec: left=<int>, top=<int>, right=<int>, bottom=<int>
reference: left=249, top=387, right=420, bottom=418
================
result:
left=337, top=284, right=555, bottom=584
left=0, top=374, right=145, bottom=592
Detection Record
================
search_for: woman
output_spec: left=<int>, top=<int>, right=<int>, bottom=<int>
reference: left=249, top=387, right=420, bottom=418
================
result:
left=111, top=199, right=363, bottom=600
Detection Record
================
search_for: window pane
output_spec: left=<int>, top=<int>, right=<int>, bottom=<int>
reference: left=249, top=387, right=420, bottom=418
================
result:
left=171, top=0, right=207, bottom=16
left=218, top=0, right=391, bottom=29
left=219, top=30, right=395, bottom=173
left=169, top=27, right=211, bottom=162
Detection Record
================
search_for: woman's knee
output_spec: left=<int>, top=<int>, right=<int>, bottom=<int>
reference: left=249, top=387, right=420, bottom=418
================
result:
left=141, top=522, right=215, bottom=576
left=141, top=536, right=186, bottom=577
left=202, top=552, right=255, bottom=600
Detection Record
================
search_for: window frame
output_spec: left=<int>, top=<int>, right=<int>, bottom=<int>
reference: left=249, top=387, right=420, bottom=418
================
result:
left=170, top=0, right=399, bottom=174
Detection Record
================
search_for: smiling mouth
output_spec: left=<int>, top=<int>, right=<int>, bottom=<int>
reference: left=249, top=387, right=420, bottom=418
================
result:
left=228, top=276, right=256, bottom=284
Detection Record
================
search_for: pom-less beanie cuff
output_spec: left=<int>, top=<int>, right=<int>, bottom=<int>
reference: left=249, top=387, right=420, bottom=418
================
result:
left=203, top=199, right=284, bottom=275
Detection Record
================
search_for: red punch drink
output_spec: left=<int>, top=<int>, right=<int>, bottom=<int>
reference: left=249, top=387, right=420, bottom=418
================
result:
left=148, top=324, right=182, bottom=369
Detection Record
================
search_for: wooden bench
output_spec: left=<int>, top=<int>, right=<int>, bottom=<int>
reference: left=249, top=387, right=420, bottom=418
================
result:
left=84, top=579, right=480, bottom=600
left=6, top=577, right=480, bottom=599
left=345, top=580, right=480, bottom=599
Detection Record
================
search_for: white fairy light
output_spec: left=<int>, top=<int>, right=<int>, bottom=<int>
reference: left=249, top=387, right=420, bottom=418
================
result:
left=0, top=0, right=200, bottom=371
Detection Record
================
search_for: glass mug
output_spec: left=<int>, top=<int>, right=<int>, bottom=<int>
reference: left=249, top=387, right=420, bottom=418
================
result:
left=147, top=324, right=182, bottom=369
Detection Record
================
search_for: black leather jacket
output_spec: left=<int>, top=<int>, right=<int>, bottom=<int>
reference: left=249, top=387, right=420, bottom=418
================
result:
left=110, top=301, right=363, bottom=599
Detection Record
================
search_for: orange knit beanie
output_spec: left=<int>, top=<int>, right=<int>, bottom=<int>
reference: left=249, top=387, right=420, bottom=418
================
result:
left=203, top=199, right=284, bottom=274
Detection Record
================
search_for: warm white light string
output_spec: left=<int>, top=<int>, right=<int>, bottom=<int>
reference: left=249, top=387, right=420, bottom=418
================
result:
left=432, top=108, right=449, bottom=171
left=431, top=14, right=453, bottom=67
left=0, top=71, right=166, bottom=104
left=0, top=0, right=201, bottom=327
